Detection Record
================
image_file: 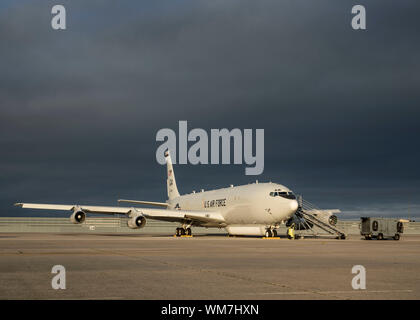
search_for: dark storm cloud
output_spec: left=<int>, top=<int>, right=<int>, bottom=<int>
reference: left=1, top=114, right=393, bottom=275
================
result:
left=1, top=0, right=420, bottom=218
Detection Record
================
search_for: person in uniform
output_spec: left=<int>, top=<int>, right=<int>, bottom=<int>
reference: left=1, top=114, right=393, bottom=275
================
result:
left=287, top=223, right=295, bottom=240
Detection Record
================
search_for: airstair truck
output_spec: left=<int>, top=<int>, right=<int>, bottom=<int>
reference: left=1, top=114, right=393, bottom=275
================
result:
left=360, top=217, right=404, bottom=240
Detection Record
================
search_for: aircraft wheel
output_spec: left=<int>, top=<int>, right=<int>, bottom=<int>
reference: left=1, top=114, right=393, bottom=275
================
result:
left=186, top=228, right=192, bottom=236
left=394, top=234, right=400, bottom=241
left=272, top=230, right=277, bottom=237
left=175, top=228, right=181, bottom=237
left=181, top=228, right=186, bottom=236
left=265, top=230, right=272, bottom=238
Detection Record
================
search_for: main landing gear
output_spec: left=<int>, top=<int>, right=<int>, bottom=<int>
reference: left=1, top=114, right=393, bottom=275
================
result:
left=264, top=229, right=278, bottom=238
left=175, top=227, right=192, bottom=237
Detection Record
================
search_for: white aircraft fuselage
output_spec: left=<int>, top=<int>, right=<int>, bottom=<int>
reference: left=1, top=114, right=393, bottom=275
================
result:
left=167, top=182, right=298, bottom=231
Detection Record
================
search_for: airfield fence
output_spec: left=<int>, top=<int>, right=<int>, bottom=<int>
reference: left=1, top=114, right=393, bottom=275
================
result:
left=1, top=217, right=420, bottom=235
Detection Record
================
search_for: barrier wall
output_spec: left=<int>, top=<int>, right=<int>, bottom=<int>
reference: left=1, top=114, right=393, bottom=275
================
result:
left=0, top=217, right=419, bottom=235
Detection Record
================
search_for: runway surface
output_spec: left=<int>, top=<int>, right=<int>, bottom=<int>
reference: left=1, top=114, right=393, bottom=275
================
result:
left=0, top=233, right=419, bottom=300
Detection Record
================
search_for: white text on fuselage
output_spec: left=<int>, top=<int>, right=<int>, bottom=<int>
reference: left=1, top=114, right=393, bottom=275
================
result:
left=204, top=199, right=226, bottom=208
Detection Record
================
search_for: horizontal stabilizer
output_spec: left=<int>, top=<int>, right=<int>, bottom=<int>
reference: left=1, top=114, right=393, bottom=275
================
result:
left=117, top=199, right=168, bottom=207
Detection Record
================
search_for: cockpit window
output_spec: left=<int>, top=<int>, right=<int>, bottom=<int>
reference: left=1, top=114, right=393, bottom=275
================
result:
left=269, top=191, right=296, bottom=199
left=281, top=192, right=296, bottom=199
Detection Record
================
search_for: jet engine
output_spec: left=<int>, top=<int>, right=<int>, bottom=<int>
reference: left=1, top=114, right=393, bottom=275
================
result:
left=286, top=210, right=339, bottom=229
left=127, top=213, right=147, bottom=229
left=328, top=214, right=338, bottom=226
left=310, top=211, right=338, bottom=226
left=70, top=210, right=86, bottom=224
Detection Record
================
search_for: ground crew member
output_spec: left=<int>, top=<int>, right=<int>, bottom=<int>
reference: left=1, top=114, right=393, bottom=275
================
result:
left=287, top=223, right=295, bottom=239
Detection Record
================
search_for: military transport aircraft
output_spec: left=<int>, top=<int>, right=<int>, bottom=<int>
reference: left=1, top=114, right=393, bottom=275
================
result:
left=15, top=151, right=314, bottom=237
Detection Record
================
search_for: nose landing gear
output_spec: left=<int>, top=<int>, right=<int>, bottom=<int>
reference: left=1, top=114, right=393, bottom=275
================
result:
left=264, top=229, right=278, bottom=238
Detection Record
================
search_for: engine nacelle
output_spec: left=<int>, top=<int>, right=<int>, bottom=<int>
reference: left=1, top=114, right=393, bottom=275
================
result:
left=312, top=212, right=338, bottom=226
left=287, top=210, right=339, bottom=230
left=127, top=214, right=147, bottom=229
left=70, top=210, right=86, bottom=224
left=328, top=214, right=338, bottom=226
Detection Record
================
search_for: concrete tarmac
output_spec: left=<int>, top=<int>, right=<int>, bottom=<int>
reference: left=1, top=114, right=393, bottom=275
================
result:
left=0, top=232, right=419, bottom=300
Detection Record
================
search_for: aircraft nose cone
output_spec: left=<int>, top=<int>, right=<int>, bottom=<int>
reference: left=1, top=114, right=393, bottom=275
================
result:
left=290, top=200, right=298, bottom=212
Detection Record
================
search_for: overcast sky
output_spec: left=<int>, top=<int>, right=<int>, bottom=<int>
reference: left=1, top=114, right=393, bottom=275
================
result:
left=1, top=0, right=419, bottom=219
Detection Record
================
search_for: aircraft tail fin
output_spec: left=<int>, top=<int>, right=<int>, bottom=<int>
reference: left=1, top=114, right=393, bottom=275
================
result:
left=165, top=150, right=180, bottom=200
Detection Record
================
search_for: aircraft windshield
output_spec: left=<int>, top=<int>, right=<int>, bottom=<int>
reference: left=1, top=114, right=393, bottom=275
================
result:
left=269, top=191, right=296, bottom=200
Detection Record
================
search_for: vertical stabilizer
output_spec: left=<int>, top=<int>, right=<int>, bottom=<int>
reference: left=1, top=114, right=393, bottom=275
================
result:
left=165, top=150, right=180, bottom=200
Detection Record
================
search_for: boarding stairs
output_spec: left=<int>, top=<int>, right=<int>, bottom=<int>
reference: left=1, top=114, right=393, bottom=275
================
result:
left=295, top=197, right=346, bottom=239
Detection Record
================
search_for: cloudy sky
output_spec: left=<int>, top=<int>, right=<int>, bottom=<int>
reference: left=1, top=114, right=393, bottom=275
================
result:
left=1, top=0, right=419, bottom=219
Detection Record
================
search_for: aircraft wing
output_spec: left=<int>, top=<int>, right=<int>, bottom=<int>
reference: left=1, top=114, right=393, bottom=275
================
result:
left=14, top=203, right=226, bottom=225
left=15, top=203, right=132, bottom=214
left=141, top=209, right=225, bottom=225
